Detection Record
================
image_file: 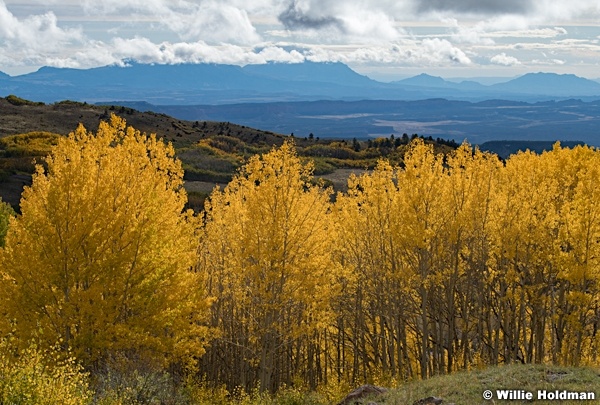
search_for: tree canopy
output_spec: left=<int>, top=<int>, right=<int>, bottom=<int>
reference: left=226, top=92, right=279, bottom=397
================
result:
left=199, top=141, right=337, bottom=392
left=0, top=115, right=209, bottom=368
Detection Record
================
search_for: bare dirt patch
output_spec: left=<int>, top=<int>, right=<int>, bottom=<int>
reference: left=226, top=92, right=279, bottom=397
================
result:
left=319, top=168, right=368, bottom=192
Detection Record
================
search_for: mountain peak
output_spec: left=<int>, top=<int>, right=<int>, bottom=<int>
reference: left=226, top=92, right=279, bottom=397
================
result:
left=519, top=72, right=580, bottom=80
left=494, top=72, right=600, bottom=96
left=398, top=73, right=449, bottom=87
left=242, top=61, right=375, bottom=86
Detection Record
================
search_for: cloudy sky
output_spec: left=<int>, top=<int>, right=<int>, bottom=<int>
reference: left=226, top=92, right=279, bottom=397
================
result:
left=1, top=0, right=600, bottom=80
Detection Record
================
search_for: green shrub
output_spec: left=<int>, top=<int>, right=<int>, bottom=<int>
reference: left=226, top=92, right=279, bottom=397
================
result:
left=185, top=191, right=210, bottom=212
left=179, top=377, right=230, bottom=405
left=5, top=95, right=45, bottom=106
left=0, top=168, right=10, bottom=182
left=183, top=166, right=233, bottom=183
left=0, top=156, right=38, bottom=172
left=92, top=362, right=192, bottom=405
left=307, top=158, right=335, bottom=175
left=301, top=144, right=358, bottom=160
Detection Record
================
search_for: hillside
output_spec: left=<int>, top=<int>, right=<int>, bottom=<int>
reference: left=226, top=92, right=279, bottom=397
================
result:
left=337, top=364, right=600, bottom=405
left=0, top=95, right=288, bottom=209
left=0, top=96, right=456, bottom=210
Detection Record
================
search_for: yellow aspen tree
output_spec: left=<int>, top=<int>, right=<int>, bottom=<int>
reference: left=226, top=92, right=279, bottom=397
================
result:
left=333, top=160, right=409, bottom=382
left=200, top=141, right=336, bottom=392
left=332, top=143, right=503, bottom=381
left=487, top=149, right=561, bottom=365
left=556, top=145, right=600, bottom=364
left=0, top=115, right=209, bottom=368
left=394, top=139, right=453, bottom=378
left=443, top=145, right=501, bottom=371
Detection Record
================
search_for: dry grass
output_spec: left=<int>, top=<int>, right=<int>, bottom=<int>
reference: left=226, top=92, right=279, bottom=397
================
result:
left=383, top=364, right=600, bottom=405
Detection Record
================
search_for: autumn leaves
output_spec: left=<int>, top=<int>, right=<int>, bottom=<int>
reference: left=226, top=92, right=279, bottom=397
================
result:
left=0, top=115, right=208, bottom=369
left=198, top=131, right=600, bottom=390
left=199, top=142, right=336, bottom=392
left=1, top=115, right=600, bottom=395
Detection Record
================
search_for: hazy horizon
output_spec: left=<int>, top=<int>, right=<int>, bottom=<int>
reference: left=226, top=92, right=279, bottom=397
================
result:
left=1, top=61, right=598, bottom=87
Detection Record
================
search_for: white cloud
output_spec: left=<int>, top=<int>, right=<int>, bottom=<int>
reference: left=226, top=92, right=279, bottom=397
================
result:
left=487, top=27, right=567, bottom=38
left=256, top=46, right=305, bottom=63
left=39, top=37, right=312, bottom=69
left=531, top=58, right=567, bottom=65
left=303, top=39, right=472, bottom=67
left=0, top=0, right=86, bottom=68
left=444, top=17, right=567, bottom=45
left=161, top=1, right=260, bottom=45
left=277, top=0, right=405, bottom=42
left=264, top=30, right=294, bottom=38
left=33, top=35, right=474, bottom=70
left=0, top=1, right=84, bottom=51
left=338, top=8, right=401, bottom=42
left=531, top=0, right=600, bottom=22
left=443, top=18, right=495, bottom=45
left=1, top=0, right=600, bottom=77
left=82, top=0, right=260, bottom=44
left=421, top=38, right=472, bottom=65
left=509, top=39, right=600, bottom=54
left=490, top=52, right=521, bottom=66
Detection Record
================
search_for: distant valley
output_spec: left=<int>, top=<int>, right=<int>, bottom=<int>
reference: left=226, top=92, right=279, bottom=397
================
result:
left=113, top=98, right=600, bottom=147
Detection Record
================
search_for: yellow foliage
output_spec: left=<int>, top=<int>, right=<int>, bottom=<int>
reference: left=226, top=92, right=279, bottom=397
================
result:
left=200, top=140, right=337, bottom=391
left=0, top=131, right=61, bottom=157
left=3, top=128, right=600, bottom=394
left=0, top=114, right=209, bottom=368
left=0, top=197, right=15, bottom=247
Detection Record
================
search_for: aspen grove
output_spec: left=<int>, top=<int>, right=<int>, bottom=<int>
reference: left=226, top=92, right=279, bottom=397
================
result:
left=1, top=117, right=600, bottom=396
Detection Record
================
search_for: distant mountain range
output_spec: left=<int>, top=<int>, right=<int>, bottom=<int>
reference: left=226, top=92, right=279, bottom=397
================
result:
left=397, top=72, right=600, bottom=99
left=2, top=61, right=600, bottom=105
left=2, top=61, right=600, bottom=146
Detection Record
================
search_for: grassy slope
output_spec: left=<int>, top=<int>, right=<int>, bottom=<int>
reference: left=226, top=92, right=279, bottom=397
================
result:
left=191, top=364, right=600, bottom=404
left=377, top=364, right=600, bottom=405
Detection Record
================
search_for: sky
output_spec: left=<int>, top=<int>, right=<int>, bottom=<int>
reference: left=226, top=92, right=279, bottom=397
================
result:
left=1, top=0, right=600, bottom=81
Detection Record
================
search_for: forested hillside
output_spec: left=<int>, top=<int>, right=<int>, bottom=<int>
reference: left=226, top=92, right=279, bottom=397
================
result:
left=0, top=95, right=456, bottom=210
left=1, top=112, right=599, bottom=403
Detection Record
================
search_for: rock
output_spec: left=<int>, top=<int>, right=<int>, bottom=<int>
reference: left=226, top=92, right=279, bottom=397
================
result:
left=546, top=370, right=569, bottom=382
left=412, top=396, right=444, bottom=405
left=337, top=384, right=388, bottom=405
